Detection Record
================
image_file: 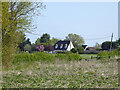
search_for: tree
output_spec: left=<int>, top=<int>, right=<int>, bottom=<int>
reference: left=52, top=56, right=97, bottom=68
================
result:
left=24, top=44, right=32, bottom=52
left=94, top=42, right=101, bottom=50
left=36, top=45, right=44, bottom=52
left=77, top=46, right=84, bottom=54
left=71, top=48, right=78, bottom=53
left=35, top=38, right=41, bottom=46
left=45, top=44, right=54, bottom=52
left=65, top=33, right=84, bottom=47
left=2, top=2, right=45, bottom=67
left=101, top=41, right=118, bottom=50
left=18, top=38, right=31, bottom=51
left=40, top=33, right=50, bottom=43
left=117, top=38, right=120, bottom=45
left=31, top=43, right=37, bottom=52
left=50, top=37, right=59, bottom=46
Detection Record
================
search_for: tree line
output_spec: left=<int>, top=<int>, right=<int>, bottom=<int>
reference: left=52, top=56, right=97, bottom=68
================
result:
left=18, top=33, right=85, bottom=53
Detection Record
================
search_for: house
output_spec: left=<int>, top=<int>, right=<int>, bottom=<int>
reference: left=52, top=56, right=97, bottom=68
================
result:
left=53, top=40, right=74, bottom=53
left=86, top=47, right=96, bottom=51
left=82, top=45, right=88, bottom=51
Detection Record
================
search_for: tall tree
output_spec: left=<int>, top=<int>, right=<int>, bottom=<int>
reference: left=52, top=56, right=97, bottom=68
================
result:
left=2, top=2, right=45, bottom=67
left=24, top=44, right=32, bottom=52
left=94, top=42, right=101, bottom=49
left=50, top=37, right=59, bottom=46
left=40, top=33, right=50, bottom=43
left=65, top=33, right=84, bottom=47
left=35, top=38, right=41, bottom=46
left=101, top=41, right=118, bottom=50
left=18, top=38, right=31, bottom=51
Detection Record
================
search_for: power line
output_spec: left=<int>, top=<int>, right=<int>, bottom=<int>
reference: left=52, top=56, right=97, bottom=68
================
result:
left=84, top=36, right=110, bottom=41
left=25, top=32, right=118, bottom=41
left=26, top=32, right=41, bottom=36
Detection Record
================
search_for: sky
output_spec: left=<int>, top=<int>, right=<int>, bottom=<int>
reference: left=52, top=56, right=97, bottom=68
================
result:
left=25, top=2, right=118, bottom=47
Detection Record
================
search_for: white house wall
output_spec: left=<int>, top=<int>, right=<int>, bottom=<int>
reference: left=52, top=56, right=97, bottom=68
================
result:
left=67, top=41, right=74, bottom=51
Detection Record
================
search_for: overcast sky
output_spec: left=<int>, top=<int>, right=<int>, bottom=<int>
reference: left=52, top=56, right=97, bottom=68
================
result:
left=26, top=2, right=118, bottom=47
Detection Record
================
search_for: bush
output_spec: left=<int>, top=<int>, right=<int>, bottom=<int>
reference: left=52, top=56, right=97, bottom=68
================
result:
left=71, top=46, right=84, bottom=54
left=71, top=48, right=78, bottom=53
left=55, top=54, right=69, bottom=60
left=13, top=51, right=83, bottom=63
left=97, top=50, right=119, bottom=59
left=13, top=52, right=55, bottom=63
left=77, top=46, right=84, bottom=54
left=68, top=53, right=82, bottom=61
left=55, top=53, right=82, bottom=61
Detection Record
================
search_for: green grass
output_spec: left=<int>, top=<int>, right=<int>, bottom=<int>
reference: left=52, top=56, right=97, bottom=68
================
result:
left=2, top=59, right=118, bottom=88
left=80, top=54, right=97, bottom=59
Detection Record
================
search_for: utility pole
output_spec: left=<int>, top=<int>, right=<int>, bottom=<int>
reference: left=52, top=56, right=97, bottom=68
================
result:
left=110, top=33, right=113, bottom=51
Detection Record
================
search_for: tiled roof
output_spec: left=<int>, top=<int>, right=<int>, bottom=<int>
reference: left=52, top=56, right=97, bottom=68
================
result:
left=53, top=40, right=70, bottom=50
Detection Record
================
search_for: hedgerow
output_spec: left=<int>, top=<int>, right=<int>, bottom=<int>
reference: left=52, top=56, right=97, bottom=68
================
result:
left=97, top=50, right=119, bottom=59
left=13, top=52, right=82, bottom=63
left=13, top=52, right=55, bottom=63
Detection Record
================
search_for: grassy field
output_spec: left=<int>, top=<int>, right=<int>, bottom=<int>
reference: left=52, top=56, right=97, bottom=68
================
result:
left=2, top=58, right=118, bottom=88
left=80, top=54, right=97, bottom=59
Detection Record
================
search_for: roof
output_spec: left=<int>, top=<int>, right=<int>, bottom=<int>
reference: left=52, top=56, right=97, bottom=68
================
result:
left=82, top=45, right=88, bottom=49
left=53, top=40, right=70, bottom=50
left=86, top=47, right=96, bottom=51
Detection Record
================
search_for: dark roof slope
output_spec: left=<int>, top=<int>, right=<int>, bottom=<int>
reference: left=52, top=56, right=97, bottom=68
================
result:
left=53, top=40, right=70, bottom=50
left=82, top=45, right=88, bottom=49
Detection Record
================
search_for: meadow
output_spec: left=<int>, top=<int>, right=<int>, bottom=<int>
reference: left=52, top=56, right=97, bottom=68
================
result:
left=2, top=52, right=119, bottom=88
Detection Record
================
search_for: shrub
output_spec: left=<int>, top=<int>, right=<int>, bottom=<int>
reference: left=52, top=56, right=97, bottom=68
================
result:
left=13, top=51, right=82, bottom=63
left=97, top=50, right=119, bottom=59
left=55, top=54, right=68, bottom=60
left=68, top=53, right=82, bottom=61
left=55, top=53, right=82, bottom=61
left=13, top=52, right=55, bottom=63
left=71, top=48, right=78, bottom=53
left=77, top=46, right=84, bottom=54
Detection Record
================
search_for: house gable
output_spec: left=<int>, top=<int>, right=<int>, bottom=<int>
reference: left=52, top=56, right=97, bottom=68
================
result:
left=53, top=40, right=74, bottom=51
left=67, top=41, right=74, bottom=51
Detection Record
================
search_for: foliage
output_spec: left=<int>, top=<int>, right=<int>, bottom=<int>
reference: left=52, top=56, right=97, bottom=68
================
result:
left=65, top=33, right=84, bottom=47
left=55, top=53, right=82, bottom=61
left=97, top=50, right=119, bottom=59
left=35, top=38, right=41, bottom=46
left=40, top=33, right=50, bottom=43
left=2, top=2, right=45, bottom=67
left=117, top=38, right=120, bottom=45
left=44, top=44, right=54, bottom=51
left=13, top=52, right=55, bottom=63
left=36, top=45, right=44, bottom=52
left=101, top=41, right=118, bottom=50
left=31, top=43, right=37, bottom=51
left=50, top=38, right=59, bottom=46
left=24, top=44, right=32, bottom=52
left=71, top=48, right=78, bottom=53
left=18, top=38, right=31, bottom=51
left=77, top=46, right=84, bottom=54
left=94, top=42, right=101, bottom=49
left=71, top=46, right=84, bottom=54
left=13, top=52, right=82, bottom=63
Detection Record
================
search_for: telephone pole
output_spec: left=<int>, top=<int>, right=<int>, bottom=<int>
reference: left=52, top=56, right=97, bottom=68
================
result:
left=110, top=33, right=113, bottom=51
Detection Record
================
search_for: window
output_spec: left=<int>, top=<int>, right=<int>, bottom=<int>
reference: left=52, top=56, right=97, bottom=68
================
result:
left=64, top=44, right=67, bottom=48
left=55, top=44, right=58, bottom=48
left=60, top=44, right=63, bottom=48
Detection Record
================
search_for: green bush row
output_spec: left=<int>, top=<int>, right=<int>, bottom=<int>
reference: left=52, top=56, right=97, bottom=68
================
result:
left=13, top=52, right=55, bottom=63
left=13, top=52, right=82, bottom=63
left=97, top=50, right=119, bottom=59
left=55, top=53, right=82, bottom=61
